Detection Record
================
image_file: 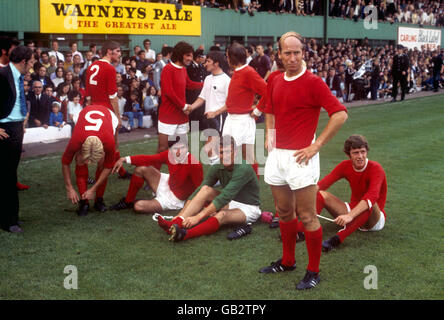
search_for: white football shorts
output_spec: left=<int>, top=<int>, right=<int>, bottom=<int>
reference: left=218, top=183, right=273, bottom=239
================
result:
left=228, top=200, right=261, bottom=224
left=222, top=113, right=256, bottom=146
left=158, top=121, right=190, bottom=136
left=154, top=173, right=185, bottom=210
left=264, top=148, right=320, bottom=190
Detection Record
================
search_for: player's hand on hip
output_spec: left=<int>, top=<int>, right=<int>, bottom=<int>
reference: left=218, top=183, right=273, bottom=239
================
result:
left=67, top=188, right=80, bottom=204
left=0, top=128, right=9, bottom=140
left=294, top=144, right=320, bottom=165
left=112, top=157, right=125, bottom=174
left=182, top=216, right=200, bottom=229
left=334, top=214, right=353, bottom=227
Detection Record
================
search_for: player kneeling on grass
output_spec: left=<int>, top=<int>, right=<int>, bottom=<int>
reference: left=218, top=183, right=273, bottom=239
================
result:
left=316, top=135, right=387, bottom=252
left=109, top=135, right=203, bottom=214
left=62, top=105, right=118, bottom=216
left=162, top=135, right=261, bottom=242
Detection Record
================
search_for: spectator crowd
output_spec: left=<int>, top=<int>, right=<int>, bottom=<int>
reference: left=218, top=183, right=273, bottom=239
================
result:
left=1, top=30, right=442, bottom=133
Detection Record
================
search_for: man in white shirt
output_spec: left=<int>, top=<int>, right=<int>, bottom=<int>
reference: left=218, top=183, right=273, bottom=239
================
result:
left=143, top=39, right=156, bottom=64
left=48, top=40, right=65, bottom=63
left=187, top=51, right=231, bottom=165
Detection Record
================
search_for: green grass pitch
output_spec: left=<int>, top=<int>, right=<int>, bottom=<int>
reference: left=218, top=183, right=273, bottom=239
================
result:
left=1, top=94, right=443, bottom=300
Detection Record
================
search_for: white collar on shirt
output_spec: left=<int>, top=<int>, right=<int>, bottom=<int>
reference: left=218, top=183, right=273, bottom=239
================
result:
left=353, top=158, right=369, bottom=172
left=284, top=65, right=307, bottom=81
left=171, top=62, right=183, bottom=69
left=235, top=64, right=249, bottom=72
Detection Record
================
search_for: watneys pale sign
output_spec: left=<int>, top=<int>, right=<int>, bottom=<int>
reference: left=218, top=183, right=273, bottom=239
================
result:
left=40, top=0, right=201, bottom=36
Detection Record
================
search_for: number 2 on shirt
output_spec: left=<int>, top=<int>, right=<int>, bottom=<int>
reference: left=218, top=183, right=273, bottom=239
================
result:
left=89, top=65, right=100, bottom=86
left=84, top=110, right=104, bottom=131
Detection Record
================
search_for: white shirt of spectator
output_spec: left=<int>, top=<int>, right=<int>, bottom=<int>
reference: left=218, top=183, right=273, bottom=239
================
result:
left=198, top=72, right=231, bottom=113
left=145, top=49, right=156, bottom=62
left=48, top=50, right=65, bottom=62
left=67, top=101, right=83, bottom=124
left=118, top=96, right=127, bottom=116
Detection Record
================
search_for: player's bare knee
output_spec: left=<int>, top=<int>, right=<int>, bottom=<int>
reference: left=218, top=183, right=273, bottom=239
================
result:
left=276, top=204, right=293, bottom=220
left=133, top=201, right=143, bottom=213
left=134, top=166, right=146, bottom=176
left=298, top=212, right=316, bottom=226
left=215, top=210, right=226, bottom=224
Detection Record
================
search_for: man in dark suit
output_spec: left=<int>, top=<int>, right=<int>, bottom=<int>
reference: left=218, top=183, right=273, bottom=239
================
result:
left=326, top=67, right=343, bottom=99
left=391, top=45, right=409, bottom=102
left=186, top=49, right=208, bottom=130
left=28, top=80, right=52, bottom=128
left=0, top=45, right=35, bottom=233
left=31, top=64, right=53, bottom=89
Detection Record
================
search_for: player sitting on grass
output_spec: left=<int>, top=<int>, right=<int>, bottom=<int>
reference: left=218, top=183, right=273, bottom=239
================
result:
left=61, top=104, right=119, bottom=216
left=316, top=134, right=387, bottom=252
left=109, top=135, right=203, bottom=214
left=162, top=135, right=261, bottom=242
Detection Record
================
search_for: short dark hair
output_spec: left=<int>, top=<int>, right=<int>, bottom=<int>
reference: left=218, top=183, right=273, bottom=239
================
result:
left=68, top=90, right=80, bottom=101
left=161, top=46, right=173, bottom=57
left=209, top=45, right=221, bottom=52
left=9, top=45, right=33, bottom=64
left=171, top=41, right=194, bottom=64
left=206, top=51, right=226, bottom=67
left=0, top=36, right=18, bottom=54
left=143, top=39, right=151, bottom=46
left=343, top=135, right=370, bottom=156
left=101, top=40, right=120, bottom=57
left=227, top=43, right=247, bottom=66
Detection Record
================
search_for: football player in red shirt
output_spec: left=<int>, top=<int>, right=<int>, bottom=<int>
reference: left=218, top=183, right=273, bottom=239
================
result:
left=61, top=105, right=119, bottom=216
left=260, top=32, right=348, bottom=290
left=316, top=135, right=387, bottom=252
left=85, top=40, right=130, bottom=180
left=110, top=135, right=203, bottom=214
left=157, top=41, right=203, bottom=153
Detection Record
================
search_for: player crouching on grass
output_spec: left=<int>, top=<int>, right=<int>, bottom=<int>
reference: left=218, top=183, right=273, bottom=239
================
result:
left=62, top=105, right=119, bottom=216
left=163, top=135, right=261, bottom=242
left=109, top=135, right=203, bottom=214
left=316, top=134, right=387, bottom=252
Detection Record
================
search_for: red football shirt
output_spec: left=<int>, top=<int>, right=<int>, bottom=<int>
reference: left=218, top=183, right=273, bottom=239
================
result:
left=225, top=65, right=267, bottom=114
left=158, top=62, right=203, bottom=125
left=265, top=69, right=347, bottom=150
left=62, top=105, right=116, bottom=168
left=318, top=159, right=387, bottom=217
left=85, top=59, right=117, bottom=111
left=128, top=151, right=203, bottom=200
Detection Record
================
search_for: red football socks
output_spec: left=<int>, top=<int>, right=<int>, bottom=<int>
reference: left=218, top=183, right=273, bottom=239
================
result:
left=16, top=182, right=29, bottom=190
left=279, top=217, right=300, bottom=267
left=75, top=164, right=88, bottom=196
left=316, top=191, right=325, bottom=214
left=95, top=166, right=108, bottom=198
left=305, top=226, right=323, bottom=273
left=337, top=209, right=372, bottom=243
left=158, top=216, right=184, bottom=234
left=125, top=174, right=145, bottom=203
left=184, top=216, right=220, bottom=240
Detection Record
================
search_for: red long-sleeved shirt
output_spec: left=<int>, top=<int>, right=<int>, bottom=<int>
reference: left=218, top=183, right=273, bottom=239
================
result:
left=128, top=151, right=203, bottom=201
left=318, top=160, right=387, bottom=217
left=158, top=62, right=203, bottom=125
left=225, top=65, right=267, bottom=114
